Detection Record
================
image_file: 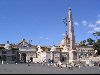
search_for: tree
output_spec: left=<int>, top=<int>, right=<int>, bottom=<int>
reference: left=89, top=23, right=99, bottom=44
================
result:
left=79, top=40, right=86, bottom=46
left=92, top=32, right=100, bottom=55
left=87, top=38, right=95, bottom=45
left=93, top=39, right=100, bottom=55
left=96, top=39, right=100, bottom=53
left=83, top=40, right=86, bottom=44
left=93, top=32, right=100, bottom=36
left=93, top=32, right=100, bottom=39
left=97, top=39, right=100, bottom=44
left=79, top=41, right=83, bottom=46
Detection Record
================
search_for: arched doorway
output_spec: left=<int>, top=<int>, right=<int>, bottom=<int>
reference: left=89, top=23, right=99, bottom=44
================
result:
left=21, top=53, right=26, bottom=63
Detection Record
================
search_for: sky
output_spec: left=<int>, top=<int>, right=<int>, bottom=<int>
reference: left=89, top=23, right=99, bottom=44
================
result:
left=0, top=0, right=100, bottom=46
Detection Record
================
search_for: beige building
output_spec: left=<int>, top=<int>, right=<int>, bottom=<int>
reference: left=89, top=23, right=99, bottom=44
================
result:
left=18, top=39, right=37, bottom=63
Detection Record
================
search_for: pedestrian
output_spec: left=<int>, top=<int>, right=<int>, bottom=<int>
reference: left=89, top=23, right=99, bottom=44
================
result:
left=60, top=64, right=62, bottom=69
left=53, top=63, right=56, bottom=67
left=42, top=61, right=44, bottom=65
left=68, top=65, right=71, bottom=69
left=48, top=59, right=51, bottom=67
left=99, top=63, right=100, bottom=69
left=71, top=65, right=73, bottom=70
left=2, top=60, right=3, bottom=64
left=66, top=64, right=67, bottom=67
left=27, top=60, right=30, bottom=66
left=58, top=64, right=59, bottom=67
left=79, top=65, right=81, bottom=68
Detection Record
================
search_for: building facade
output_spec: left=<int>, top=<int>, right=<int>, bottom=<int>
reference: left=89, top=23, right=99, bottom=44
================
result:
left=0, top=42, right=19, bottom=64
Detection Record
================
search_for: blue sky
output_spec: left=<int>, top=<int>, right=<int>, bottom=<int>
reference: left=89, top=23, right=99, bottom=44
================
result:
left=0, top=0, right=100, bottom=46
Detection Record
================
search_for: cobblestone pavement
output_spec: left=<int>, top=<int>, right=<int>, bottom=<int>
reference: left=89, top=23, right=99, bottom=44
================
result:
left=0, top=63, right=100, bottom=74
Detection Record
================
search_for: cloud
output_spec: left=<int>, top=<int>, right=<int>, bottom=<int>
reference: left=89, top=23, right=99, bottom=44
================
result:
left=87, top=31, right=94, bottom=34
left=82, top=21, right=87, bottom=26
left=88, top=15, right=100, bottom=34
left=88, top=25, right=100, bottom=34
left=62, top=33, right=65, bottom=36
left=94, top=27, right=100, bottom=32
left=96, top=20, right=100, bottom=25
left=97, top=14, right=100, bottom=18
left=88, top=24, right=95, bottom=28
left=74, top=22, right=79, bottom=26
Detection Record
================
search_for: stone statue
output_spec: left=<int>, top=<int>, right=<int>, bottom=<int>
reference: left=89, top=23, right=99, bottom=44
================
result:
left=37, top=45, right=46, bottom=62
left=37, top=45, right=43, bottom=52
left=50, top=45, right=56, bottom=63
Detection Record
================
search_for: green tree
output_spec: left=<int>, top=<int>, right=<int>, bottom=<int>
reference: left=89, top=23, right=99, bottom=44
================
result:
left=93, top=32, right=100, bottom=55
left=79, top=41, right=83, bottom=46
left=79, top=40, right=86, bottom=46
left=97, top=39, right=100, bottom=44
left=93, top=39, right=100, bottom=55
left=87, top=38, right=95, bottom=45
left=93, top=32, right=100, bottom=36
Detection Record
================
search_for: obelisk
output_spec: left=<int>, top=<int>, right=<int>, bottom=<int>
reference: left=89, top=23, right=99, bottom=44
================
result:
left=68, top=7, right=77, bottom=63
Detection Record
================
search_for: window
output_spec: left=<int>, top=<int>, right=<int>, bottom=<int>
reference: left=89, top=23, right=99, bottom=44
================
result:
left=12, top=55, right=16, bottom=61
left=2, top=55, right=6, bottom=61
left=2, top=51, right=6, bottom=54
left=12, top=51, right=16, bottom=54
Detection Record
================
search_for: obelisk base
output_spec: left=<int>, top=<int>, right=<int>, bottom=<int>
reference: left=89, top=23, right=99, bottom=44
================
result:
left=68, top=50, right=77, bottom=64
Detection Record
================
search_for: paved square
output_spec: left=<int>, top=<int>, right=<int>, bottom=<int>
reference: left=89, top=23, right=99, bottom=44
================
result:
left=0, top=64, right=100, bottom=74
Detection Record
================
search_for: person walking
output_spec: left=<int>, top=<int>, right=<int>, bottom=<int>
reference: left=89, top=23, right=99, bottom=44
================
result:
left=99, top=62, right=100, bottom=69
left=48, top=59, right=51, bottom=67
left=27, top=60, right=30, bottom=66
